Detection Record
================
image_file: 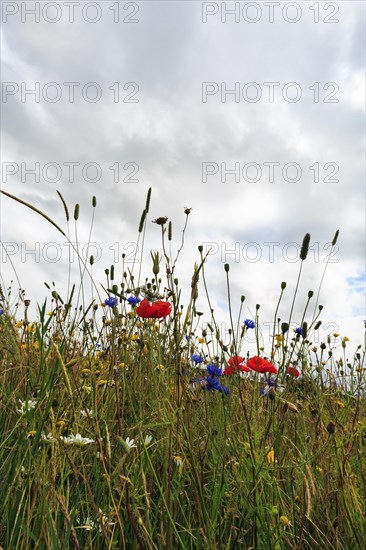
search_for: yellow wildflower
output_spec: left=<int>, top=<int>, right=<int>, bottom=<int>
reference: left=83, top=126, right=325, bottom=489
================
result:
left=197, top=337, right=205, bottom=344
left=174, top=455, right=184, bottom=476
left=279, top=516, right=290, bottom=526
left=267, top=449, right=276, bottom=464
left=15, top=321, right=23, bottom=329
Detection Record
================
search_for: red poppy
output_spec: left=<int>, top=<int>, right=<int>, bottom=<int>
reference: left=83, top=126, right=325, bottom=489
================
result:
left=286, top=366, right=300, bottom=377
left=136, top=299, right=171, bottom=319
left=246, top=356, right=277, bottom=375
left=228, top=356, right=244, bottom=367
left=223, top=364, right=235, bottom=376
left=224, top=355, right=251, bottom=375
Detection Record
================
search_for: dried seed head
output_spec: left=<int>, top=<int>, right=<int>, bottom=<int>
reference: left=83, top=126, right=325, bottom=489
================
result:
left=152, top=216, right=168, bottom=226
left=332, top=229, right=339, bottom=246
left=138, top=209, right=147, bottom=233
left=145, top=188, right=152, bottom=213
left=300, top=233, right=311, bottom=260
left=73, top=203, right=80, bottom=221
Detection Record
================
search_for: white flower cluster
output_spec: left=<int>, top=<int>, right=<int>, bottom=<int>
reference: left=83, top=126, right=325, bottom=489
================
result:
left=17, top=399, right=37, bottom=415
left=61, top=433, right=95, bottom=446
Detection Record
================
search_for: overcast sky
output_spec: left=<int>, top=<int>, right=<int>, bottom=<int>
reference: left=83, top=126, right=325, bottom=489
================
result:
left=1, top=1, right=365, bottom=355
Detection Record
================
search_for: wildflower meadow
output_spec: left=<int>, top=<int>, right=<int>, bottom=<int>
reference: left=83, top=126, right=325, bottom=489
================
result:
left=0, top=188, right=365, bottom=549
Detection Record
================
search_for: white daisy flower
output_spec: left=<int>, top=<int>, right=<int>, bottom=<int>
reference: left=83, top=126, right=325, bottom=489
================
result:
left=60, top=433, right=95, bottom=446
left=17, top=399, right=37, bottom=415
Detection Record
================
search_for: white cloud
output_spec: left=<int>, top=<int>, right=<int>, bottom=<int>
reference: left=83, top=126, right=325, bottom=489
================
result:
left=1, top=1, right=365, bottom=355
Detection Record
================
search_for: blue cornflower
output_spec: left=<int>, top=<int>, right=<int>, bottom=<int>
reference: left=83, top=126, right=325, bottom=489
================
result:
left=244, top=319, right=255, bottom=329
left=220, top=385, right=230, bottom=396
left=207, top=364, right=222, bottom=377
left=295, top=327, right=302, bottom=335
left=127, top=296, right=140, bottom=306
left=0, top=309, right=4, bottom=315
left=192, top=354, right=204, bottom=365
left=104, top=297, right=118, bottom=307
left=206, top=375, right=222, bottom=391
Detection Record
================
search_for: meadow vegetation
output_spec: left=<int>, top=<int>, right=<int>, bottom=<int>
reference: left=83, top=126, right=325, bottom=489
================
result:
left=0, top=188, right=365, bottom=549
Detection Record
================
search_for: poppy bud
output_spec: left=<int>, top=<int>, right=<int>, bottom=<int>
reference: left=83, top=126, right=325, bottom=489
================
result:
left=268, top=388, right=276, bottom=400
left=281, top=323, right=289, bottom=334
left=281, top=281, right=287, bottom=289
left=151, top=252, right=161, bottom=277
left=326, top=422, right=335, bottom=434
